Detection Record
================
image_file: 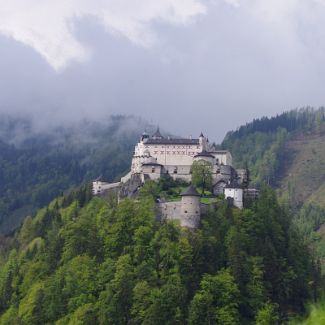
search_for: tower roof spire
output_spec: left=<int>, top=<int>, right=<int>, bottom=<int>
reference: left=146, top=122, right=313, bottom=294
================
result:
left=152, top=126, right=164, bottom=139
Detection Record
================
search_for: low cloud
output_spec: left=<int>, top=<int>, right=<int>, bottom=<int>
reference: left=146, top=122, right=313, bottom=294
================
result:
left=0, top=0, right=206, bottom=70
left=1, top=1, right=325, bottom=141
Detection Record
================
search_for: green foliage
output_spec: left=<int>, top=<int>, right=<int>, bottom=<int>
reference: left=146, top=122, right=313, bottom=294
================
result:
left=255, top=302, right=279, bottom=325
left=0, top=186, right=319, bottom=324
left=291, top=301, right=325, bottom=325
left=191, top=160, right=213, bottom=195
left=189, top=269, right=240, bottom=325
left=139, top=177, right=189, bottom=201
left=0, top=115, right=150, bottom=233
left=0, top=250, right=18, bottom=313
left=0, top=306, right=19, bottom=325
left=222, top=107, right=325, bottom=186
left=18, top=281, right=45, bottom=324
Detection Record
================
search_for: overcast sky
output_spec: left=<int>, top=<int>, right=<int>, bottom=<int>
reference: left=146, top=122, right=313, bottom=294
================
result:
left=1, top=0, right=325, bottom=142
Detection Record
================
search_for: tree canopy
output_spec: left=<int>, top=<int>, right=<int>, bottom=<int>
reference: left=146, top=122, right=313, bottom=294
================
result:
left=191, top=160, right=213, bottom=195
left=0, top=184, right=320, bottom=324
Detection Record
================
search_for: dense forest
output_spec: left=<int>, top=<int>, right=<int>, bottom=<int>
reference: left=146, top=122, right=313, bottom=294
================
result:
left=0, top=115, right=151, bottom=234
left=0, top=181, right=320, bottom=324
left=2, top=108, right=325, bottom=323
left=221, top=107, right=325, bottom=186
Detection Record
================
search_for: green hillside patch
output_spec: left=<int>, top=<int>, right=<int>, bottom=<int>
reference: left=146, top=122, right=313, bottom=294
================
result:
left=277, top=131, right=325, bottom=208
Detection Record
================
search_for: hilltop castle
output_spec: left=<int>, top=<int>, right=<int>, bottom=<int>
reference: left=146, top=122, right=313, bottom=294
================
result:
left=93, top=128, right=254, bottom=227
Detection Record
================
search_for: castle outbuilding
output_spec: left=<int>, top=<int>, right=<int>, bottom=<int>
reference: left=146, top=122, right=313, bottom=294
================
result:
left=224, top=181, right=244, bottom=209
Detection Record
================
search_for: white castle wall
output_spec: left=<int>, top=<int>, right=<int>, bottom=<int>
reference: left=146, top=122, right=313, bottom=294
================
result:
left=138, top=144, right=202, bottom=166
left=93, top=181, right=121, bottom=195
left=211, top=151, right=233, bottom=166
left=224, top=188, right=243, bottom=209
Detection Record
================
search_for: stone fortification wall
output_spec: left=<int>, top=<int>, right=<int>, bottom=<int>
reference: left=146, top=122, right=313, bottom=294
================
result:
left=157, top=202, right=182, bottom=222
left=157, top=201, right=214, bottom=228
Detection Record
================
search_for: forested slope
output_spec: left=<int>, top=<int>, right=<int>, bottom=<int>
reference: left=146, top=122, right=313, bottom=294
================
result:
left=221, top=107, right=325, bottom=273
left=0, top=182, right=319, bottom=324
left=0, top=115, right=151, bottom=234
left=221, top=107, right=325, bottom=188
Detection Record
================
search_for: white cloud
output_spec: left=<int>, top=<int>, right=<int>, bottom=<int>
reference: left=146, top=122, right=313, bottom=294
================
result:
left=0, top=0, right=206, bottom=70
left=223, top=0, right=240, bottom=7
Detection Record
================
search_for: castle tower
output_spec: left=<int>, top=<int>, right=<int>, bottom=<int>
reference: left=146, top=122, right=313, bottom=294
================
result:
left=180, top=185, right=201, bottom=228
left=199, top=132, right=208, bottom=151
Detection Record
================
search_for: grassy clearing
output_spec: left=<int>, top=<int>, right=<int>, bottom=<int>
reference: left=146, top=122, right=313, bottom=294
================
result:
left=290, top=302, right=325, bottom=325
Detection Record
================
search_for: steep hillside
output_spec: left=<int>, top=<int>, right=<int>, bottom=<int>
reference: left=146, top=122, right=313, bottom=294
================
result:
left=0, top=115, right=153, bottom=234
left=221, top=108, right=325, bottom=272
left=277, top=129, right=325, bottom=208
left=0, top=183, right=318, bottom=324
left=221, top=107, right=325, bottom=192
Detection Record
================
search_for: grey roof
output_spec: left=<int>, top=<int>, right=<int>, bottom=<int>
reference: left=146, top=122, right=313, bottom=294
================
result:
left=219, top=165, right=233, bottom=175
left=225, top=180, right=241, bottom=189
left=144, top=138, right=200, bottom=145
left=194, top=150, right=215, bottom=158
left=142, top=162, right=163, bottom=166
left=210, top=150, right=230, bottom=154
left=181, top=185, right=201, bottom=197
left=95, top=175, right=105, bottom=182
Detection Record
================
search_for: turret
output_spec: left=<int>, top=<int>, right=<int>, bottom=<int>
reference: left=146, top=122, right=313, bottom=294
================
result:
left=152, top=127, right=164, bottom=140
left=180, top=185, right=201, bottom=228
left=141, top=131, right=149, bottom=142
left=199, top=132, right=207, bottom=151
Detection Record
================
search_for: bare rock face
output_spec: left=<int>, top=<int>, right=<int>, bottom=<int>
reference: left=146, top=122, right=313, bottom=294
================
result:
left=118, top=173, right=143, bottom=199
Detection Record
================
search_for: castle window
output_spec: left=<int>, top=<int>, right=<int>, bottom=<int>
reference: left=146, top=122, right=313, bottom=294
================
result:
left=152, top=167, right=155, bottom=173
left=184, top=210, right=187, bottom=213
left=173, top=167, right=177, bottom=174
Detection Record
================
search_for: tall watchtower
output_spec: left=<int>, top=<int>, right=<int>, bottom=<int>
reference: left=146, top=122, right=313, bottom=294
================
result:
left=180, top=185, right=201, bottom=228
